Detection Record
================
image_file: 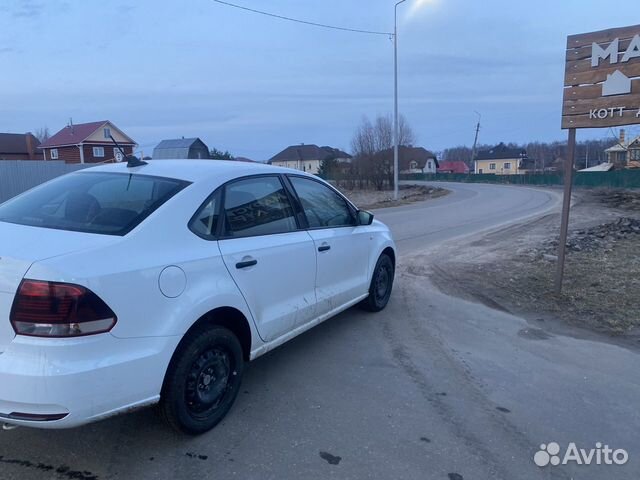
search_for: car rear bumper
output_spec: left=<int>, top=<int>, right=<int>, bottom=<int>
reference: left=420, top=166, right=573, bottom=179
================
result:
left=0, top=334, right=180, bottom=429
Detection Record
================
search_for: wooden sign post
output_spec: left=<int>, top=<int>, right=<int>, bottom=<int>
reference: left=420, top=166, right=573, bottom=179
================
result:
left=557, top=24, right=640, bottom=293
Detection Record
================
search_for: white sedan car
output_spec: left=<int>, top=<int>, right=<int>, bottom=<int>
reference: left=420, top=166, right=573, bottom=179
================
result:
left=0, top=160, right=395, bottom=434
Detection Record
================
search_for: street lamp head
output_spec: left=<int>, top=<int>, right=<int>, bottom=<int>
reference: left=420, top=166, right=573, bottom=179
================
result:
left=412, top=0, right=437, bottom=11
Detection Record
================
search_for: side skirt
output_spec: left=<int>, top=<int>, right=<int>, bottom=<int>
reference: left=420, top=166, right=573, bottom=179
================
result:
left=249, top=293, right=369, bottom=360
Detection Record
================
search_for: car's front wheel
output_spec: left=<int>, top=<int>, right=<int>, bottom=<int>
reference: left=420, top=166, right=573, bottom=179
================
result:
left=160, top=325, right=244, bottom=435
left=361, top=253, right=394, bottom=312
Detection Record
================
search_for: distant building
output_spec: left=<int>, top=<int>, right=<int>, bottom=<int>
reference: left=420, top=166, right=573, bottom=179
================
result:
left=475, top=143, right=527, bottom=175
left=0, top=133, right=43, bottom=160
left=437, top=160, right=469, bottom=174
left=389, top=146, right=438, bottom=174
left=269, top=144, right=351, bottom=174
left=153, top=138, right=210, bottom=160
left=39, top=120, right=136, bottom=164
left=518, top=157, right=539, bottom=174
left=605, top=129, right=640, bottom=169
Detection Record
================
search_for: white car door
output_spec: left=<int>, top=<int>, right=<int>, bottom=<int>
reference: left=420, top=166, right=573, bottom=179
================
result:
left=217, top=175, right=317, bottom=343
left=287, top=176, right=371, bottom=317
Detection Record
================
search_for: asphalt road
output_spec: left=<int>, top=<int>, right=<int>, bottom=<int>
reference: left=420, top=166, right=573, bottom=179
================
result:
left=1, top=182, right=638, bottom=480
left=380, top=181, right=560, bottom=254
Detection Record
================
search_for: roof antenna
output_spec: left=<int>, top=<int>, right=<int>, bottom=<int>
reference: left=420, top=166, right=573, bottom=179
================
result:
left=109, top=134, right=147, bottom=168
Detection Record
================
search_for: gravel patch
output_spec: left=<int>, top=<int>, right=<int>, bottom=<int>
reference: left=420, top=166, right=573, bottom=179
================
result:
left=337, top=185, right=449, bottom=210
left=428, top=189, right=640, bottom=342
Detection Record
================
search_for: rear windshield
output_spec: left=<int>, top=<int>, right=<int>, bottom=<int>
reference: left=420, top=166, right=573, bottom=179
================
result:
left=0, top=172, right=190, bottom=236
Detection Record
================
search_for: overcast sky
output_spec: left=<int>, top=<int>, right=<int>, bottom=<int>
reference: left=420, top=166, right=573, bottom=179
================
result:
left=1, top=0, right=639, bottom=160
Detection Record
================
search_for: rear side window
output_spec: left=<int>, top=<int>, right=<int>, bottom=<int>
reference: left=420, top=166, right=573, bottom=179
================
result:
left=289, top=176, right=355, bottom=228
left=223, top=176, right=297, bottom=238
left=190, top=191, right=220, bottom=239
left=0, top=172, right=189, bottom=235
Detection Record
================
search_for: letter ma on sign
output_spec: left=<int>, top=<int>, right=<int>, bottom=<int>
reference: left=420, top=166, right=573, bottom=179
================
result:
left=562, top=24, right=640, bottom=129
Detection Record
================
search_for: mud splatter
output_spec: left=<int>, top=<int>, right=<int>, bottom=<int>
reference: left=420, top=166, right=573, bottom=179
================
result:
left=319, top=451, right=342, bottom=465
left=185, top=452, right=208, bottom=460
left=0, top=456, right=98, bottom=480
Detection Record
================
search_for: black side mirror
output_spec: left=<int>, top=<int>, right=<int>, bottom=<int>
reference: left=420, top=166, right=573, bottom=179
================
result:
left=357, top=210, right=375, bottom=226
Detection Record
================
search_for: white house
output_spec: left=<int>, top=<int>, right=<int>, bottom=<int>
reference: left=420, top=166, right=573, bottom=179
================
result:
left=269, top=144, right=351, bottom=174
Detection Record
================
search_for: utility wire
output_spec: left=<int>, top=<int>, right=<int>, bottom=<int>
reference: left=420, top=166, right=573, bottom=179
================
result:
left=211, top=0, right=393, bottom=36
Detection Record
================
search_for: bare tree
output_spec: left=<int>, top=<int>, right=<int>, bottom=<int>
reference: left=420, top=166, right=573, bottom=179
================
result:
left=33, top=127, right=50, bottom=143
left=350, top=114, right=416, bottom=190
left=351, top=116, right=376, bottom=159
left=398, top=115, right=416, bottom=147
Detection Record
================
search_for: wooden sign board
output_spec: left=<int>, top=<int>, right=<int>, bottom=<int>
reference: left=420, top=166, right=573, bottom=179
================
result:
left=562, top=24, right=640, bottom=129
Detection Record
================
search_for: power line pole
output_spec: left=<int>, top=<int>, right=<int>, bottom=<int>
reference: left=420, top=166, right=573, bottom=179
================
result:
left=470, top=111, right=481, bottom=173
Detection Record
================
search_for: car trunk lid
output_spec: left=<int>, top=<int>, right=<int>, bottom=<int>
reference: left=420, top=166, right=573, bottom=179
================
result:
left=0, top=221, right=120, bottom=352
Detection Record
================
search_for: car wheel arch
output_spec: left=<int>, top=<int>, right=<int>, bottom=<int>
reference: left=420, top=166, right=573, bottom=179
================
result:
left=381, top=247, right=396, bottom=270
left=371, top=246, right=396, bottom=282
left=166, top=306, right=253, bottom=374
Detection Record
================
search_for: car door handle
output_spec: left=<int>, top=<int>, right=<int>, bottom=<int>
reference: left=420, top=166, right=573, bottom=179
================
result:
left=236, top=259, right=258, bottom=269
left=318, top=245, right=331, bottom=252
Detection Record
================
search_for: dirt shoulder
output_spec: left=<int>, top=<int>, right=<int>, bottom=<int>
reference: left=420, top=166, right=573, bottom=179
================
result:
left=424, top=188, right=640, bottom=348
left=336, top=185, right=449, bottom=210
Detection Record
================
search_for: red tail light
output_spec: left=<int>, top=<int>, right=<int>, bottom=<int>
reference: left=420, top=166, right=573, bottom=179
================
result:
left=10, top=280, right=117, bottom=337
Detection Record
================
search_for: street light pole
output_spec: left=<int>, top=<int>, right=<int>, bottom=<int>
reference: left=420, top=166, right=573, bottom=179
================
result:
left=393, top=0, right=407, bottom=201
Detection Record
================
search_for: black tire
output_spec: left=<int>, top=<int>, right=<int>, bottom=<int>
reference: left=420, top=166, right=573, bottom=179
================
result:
left=361, top=254, right=394, bottom=312
left=160, top=326, right=244, bottom=435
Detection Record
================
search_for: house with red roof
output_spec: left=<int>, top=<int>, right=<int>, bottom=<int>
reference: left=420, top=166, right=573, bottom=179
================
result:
left=438, top=160, right=470, bottom=174
left=39, top=120, right=136, bottom=164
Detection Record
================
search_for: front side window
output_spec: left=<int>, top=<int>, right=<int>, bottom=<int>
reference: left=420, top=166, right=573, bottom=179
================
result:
left=630, top=149, right=640, bottom=161
left=50, top=148, right=58, bottom=159
left=93, top=146, right=105, bottom=157
left=504, top=162, right=512, bottom=169
left=103, top=127, right=111, bottom=139
left=489, top=163, right=496, bottom=170
left=223, top=176, right=297, bottom=237
left=0, top=172, right=189, bottom=235
left=289, top=176, right=355, bottom=228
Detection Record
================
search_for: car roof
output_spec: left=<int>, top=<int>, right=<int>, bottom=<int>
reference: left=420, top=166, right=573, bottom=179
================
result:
left=81, top=159, right=306, bottom=183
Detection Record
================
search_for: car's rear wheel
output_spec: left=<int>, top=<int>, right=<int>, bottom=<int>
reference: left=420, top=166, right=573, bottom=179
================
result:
left=160, top=326, right=244, bottom=435
left=361, top=253, right=394, bottom=312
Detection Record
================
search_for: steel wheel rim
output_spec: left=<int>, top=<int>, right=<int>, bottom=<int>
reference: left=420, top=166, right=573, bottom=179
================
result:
left=185, top=347, right=233, bottom=417
left=375, top=264, right=390, bottom=302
